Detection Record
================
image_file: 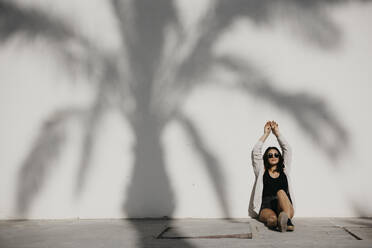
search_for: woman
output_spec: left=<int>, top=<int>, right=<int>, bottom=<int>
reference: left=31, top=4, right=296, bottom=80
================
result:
left=249, top=121, right=295, bottom=232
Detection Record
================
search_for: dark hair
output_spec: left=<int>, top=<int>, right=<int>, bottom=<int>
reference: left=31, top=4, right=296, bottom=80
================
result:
left=263, top=146, right=285, bottom=173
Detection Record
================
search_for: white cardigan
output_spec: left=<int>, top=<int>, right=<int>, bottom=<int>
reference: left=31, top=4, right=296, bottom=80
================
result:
left=248, top=134, right=295, bottom=218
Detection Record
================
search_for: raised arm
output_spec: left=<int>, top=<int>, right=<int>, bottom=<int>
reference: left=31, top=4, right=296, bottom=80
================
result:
left=251, top=121, right=271, bottom=177
left=270, top=121, right=292, bottom=173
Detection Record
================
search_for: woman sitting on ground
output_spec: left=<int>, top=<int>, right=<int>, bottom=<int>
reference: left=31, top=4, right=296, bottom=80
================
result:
left=250, top=121, right=295, bottom=232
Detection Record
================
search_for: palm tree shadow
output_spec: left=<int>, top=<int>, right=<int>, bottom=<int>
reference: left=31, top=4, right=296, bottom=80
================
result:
left=114, top=0, right=222, bottom=246
left=1, top=0, right=371, bottom=246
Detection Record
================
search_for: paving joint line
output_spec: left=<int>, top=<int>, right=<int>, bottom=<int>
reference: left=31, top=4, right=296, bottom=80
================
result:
left=328, top=218, right=363, bottom=240
left=156, top=227, right=171, bottom=239
left=341, top=226, right=362, bottom=240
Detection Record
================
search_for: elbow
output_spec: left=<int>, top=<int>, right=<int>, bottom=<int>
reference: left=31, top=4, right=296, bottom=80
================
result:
left=252, top=151, right=262, bottom=160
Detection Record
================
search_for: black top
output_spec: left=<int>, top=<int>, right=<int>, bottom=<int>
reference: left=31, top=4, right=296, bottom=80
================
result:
left=262, top=169, right=292, bottom=203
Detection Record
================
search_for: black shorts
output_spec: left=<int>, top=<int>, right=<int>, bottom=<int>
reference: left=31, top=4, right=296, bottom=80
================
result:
left=260, top=193, right=293, bottom=216
left=260, top=195, right=280, bottom=216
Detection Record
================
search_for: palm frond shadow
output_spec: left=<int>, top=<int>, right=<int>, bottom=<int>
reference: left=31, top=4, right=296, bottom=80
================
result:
left=0, top=1, right=71, bottom=42
left=218, top=56, right=349, bottom=163
left=178, top=0, right=347, bottom=81
left=16, top=109, right=85, bottom=216
left=176, top=113, right=230, bottom=217
left=213, top=0, right=344, bottom=50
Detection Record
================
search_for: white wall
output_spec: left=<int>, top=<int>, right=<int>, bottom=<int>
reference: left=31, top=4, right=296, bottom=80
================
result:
left=1, top=0, right=372, bottom=219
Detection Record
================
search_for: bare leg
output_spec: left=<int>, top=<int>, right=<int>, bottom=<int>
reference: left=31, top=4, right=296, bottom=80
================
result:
left=277, top=189, right=294, bottom=218
left=258, top=208, right=277, bottom=228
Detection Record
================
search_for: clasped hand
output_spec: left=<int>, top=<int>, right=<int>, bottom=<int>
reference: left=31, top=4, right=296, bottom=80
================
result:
left=264, top=120, right=280, bottom=136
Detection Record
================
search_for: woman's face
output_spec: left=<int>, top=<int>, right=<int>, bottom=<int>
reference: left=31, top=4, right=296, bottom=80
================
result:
left=267, top=149, right=280, bottom=166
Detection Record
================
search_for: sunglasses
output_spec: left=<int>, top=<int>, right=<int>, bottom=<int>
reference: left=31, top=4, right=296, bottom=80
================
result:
left=268, top=153, right=279, bottom=158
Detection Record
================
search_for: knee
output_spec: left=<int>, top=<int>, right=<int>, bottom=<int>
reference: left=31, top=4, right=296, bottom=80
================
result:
left=276, top=189, right=286, bottom=197
left=267, top=215, right=277, bottom=227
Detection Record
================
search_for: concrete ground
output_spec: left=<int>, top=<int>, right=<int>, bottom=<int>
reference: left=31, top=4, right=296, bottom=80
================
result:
left=0, top=218, right=372, bottom=248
